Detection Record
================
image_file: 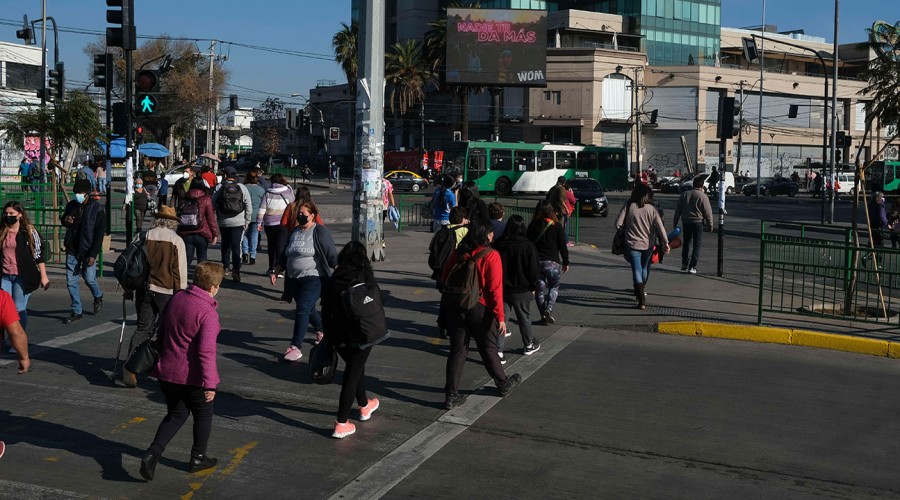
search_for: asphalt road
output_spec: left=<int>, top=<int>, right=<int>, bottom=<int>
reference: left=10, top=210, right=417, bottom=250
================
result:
left=0, top=185, right=897, bottom=498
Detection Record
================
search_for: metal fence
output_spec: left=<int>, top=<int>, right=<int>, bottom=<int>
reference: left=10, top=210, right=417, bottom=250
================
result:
left=395, top=193, right=581, bottom=243
left=758, top=220, right=899, bottom=326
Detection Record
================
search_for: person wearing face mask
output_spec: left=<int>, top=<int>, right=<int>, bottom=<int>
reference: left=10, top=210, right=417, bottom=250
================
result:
left=132, top=179, right=150, bottom=233
left=0, top=201, right=49, bottom=352
left=139, top=261, right=224, bottom=481
left=270, top=202, right=337, bottom=362
left=61, top=179, right=106, bottom=324
left=172, top=165, right=209, bottom=208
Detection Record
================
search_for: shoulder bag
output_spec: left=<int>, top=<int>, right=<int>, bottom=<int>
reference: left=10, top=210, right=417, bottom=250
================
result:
left=611, top=203, right=630, bottom=255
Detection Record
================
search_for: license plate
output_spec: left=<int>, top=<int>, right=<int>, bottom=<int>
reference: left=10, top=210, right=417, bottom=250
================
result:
left=581, top=205, right=592, bottom=212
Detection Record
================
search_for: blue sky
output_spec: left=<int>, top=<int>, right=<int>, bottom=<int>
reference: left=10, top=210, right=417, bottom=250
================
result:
left=0, top=0, right=897, bottom=110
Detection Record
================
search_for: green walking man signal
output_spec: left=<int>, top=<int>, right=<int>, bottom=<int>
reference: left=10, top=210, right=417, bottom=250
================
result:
left=135, top=94, right=158, bottom=116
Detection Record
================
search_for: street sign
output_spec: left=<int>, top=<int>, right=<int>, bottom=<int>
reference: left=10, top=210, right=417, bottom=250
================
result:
left=135, top=94, right=158, bottom=116
left=329, top=127, right=340, bottom=141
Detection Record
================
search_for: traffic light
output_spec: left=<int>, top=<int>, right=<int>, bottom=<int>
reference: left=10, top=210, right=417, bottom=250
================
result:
left=836, top=131, right=846, bottom=148
left=717, top=96, right=739, bottom=139
left=112, top=102, right=129, bottom=137
left=48, top=62, right=65, bottom=101
left=134, top=69, right=160, bottom=116
left=649, top=109, right=658, bottom=124
left=741, top=37, right=759, bottom=63
left=836, top=150, right=842, bottom=163
left=15, top=15, right=34, bottom=44
left=136, top=126, right=144, bottom=144
left=106, top=0, right=135, bottom=50
left=93, top=53, right=112, bottom=89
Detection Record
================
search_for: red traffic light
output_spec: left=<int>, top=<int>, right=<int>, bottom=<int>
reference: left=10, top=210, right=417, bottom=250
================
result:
left=136, top=126, right=143, bottom=134
left=135, top=70, right=159, bottom=93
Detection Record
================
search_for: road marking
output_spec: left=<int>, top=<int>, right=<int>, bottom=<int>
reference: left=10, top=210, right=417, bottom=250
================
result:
left=328, top=326, right=589, bottom=500
left=0, top=479, right=87, bottom=498
left=0, top=316, right=135, bottom=367
left=218, top=441, right=258, bottom=477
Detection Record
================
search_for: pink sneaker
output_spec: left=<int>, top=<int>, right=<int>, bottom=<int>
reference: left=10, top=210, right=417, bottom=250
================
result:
left=332, top=420, right=356, bottom=439
left=359, top=398, right=380, bottom=421
left=283, top=345, right=302, bottom=362
left=0, top=440, right=5, bottom=459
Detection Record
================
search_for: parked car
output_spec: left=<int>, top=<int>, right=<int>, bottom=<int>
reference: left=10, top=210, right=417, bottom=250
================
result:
left=163, top=164, right=221, bottom=189
left=742, top=177, right=800, bottom=196
left=680, top=172, right=736, bottom=194
left=385, top=170, right=430, bottom=192
left=568, top=178, right=608, bottom=217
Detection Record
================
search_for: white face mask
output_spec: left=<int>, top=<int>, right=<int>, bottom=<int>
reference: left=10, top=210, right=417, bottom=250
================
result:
left=75, top=193, right=87, bottom=203
left=183, top=172, right=191, bottom=179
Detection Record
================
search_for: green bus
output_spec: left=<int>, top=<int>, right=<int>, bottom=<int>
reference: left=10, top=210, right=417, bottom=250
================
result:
left=441, top=141, right=629, bottom=195
left=872, top=160, right=900, bottom=193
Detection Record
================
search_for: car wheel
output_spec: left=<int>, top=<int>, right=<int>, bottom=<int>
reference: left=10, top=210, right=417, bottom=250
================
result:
left=788, top=190, right=796, bottom=197
left=726, top=186, right=734, bottom=195
left=495, top=177, right=512, bottom=196
left=600, top=208, right=609, bottom=217
left=412, top=183, right=420, bottom=192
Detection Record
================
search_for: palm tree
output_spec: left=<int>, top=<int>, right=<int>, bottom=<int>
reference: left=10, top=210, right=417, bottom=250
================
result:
left=332, top=22, right=359, bottom=96
left=385, top=39, right=435, bottom=148
left=424, top=2, right=483, bottom=141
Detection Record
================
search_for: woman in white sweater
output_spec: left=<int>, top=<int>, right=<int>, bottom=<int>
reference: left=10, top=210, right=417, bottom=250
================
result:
left=256, top=173, right=294, bottom=275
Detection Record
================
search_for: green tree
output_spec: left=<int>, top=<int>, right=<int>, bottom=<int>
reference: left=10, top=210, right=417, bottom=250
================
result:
left=332, top=22, right=359, bottom=96
left=0, top=91, right=103, bottom=162
left=385, top=40, right=435, bottom=148
left=844, top=25, right=900, bottom=315
left=252, top=97, right=285, bottom=166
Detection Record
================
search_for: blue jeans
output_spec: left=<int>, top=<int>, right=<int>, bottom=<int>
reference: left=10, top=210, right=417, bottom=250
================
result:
left=291, top=276, right=323, bottom=348
left=1, top=274, right=30, bottom=329
left=66, top=254, right=103, bottom=315
left=241, top=223, right=259, bottom=259
left=625, top=247, right=654, bottom=286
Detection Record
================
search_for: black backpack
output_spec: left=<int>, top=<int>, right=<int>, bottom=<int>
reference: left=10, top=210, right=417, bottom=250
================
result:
left=178, top=199, right=201, bottom=231
left=341, top=281, right=389, bottom=348
left=216, top=181, right=245, bottom=217
left=114, top=232, right=149, bottom=292
left=428, top=224, right=458, bottom=276
left=441, top=248, right=491, bottom=313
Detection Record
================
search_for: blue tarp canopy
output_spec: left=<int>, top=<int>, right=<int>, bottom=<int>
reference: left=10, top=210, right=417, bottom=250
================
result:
left=96, top=137, right=127, bottom=159
left=138, top=142, right=170, bottom=158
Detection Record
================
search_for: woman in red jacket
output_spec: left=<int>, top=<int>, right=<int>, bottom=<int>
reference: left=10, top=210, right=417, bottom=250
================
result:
left=441, top=220, right=521, bottom=410
left=176, top=185, right=218, bottom=269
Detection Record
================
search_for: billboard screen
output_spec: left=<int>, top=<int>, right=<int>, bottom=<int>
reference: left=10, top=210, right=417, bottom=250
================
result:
left=446, top=8, right=547, bottom=87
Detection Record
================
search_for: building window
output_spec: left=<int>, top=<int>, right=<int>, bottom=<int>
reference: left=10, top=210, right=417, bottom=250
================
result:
left=6, top=62, right=42, bottom=91
left=543, top=90, right=561, bottom=105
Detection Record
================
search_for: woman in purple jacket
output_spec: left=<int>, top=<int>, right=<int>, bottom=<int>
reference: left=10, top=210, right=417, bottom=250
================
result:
left=140, top=261, right=224, bottom=481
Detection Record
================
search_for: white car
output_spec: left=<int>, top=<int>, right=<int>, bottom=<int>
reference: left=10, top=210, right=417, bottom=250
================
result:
left=680, top=171, right=735, bottom=195
left=162, top=165, right=221, bottom=188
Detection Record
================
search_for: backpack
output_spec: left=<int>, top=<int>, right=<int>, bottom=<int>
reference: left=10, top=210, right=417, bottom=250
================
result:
left=428, top=224, right=457, bottom=274
left=75, top=167, right=89, bottom=182
left=114, top=232, right=149, bottom=292
left=441, top=248, right=491, bottom=312
left=178, top=199, right=201, bottom=231
left=341, top=281, right=389, bottom=347
left=216, top=181, right=245, bottom=217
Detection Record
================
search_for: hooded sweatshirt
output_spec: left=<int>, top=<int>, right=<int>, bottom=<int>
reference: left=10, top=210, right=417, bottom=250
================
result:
left=493, top=234, right=541, bottom=295
left=176, top=188, right=218, bottom=242
left=257, top=183, right=295, bottom=226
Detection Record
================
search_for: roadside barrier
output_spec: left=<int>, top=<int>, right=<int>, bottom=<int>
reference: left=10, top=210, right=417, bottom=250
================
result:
left=758, top=220, right=899, bottom=326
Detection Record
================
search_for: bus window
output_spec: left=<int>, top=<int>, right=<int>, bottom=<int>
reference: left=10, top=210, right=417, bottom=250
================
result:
left=491, top=149, right=513, bottom=171
left=467, top=148, right=487, bottom=180
left=537, top=151, right=554, bottom=171
left=577, top=151, right=600, bottom=171
left=556, top=151, right=576, bottom=170
left=516, top=150, right=536, bottom=171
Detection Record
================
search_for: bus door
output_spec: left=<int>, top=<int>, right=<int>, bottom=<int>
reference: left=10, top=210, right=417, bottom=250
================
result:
left=466, top=148, right=487, bottom=182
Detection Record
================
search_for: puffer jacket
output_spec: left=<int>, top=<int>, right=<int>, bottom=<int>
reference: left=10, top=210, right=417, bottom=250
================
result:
left=257, top=183, right=294, bottom=226
left=176, top=188, right=218, bottom=242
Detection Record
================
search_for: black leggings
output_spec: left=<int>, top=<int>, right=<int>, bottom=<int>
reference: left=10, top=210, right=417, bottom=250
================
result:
left=149, top=381, right=214, bottom=458
left=264, top=224, right=288, bottom=271
left=336, top=345, right=371, bottom=423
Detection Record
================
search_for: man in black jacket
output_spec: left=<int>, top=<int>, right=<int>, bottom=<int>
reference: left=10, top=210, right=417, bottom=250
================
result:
left=62, top=179, right=106, bottom=324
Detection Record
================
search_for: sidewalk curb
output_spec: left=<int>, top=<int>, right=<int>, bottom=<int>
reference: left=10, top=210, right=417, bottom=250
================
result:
left=657, top=321, right=900, bottom=358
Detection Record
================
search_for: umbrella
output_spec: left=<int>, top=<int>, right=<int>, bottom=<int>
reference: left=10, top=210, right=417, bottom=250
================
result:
left=199, top=153, right=221, bottom=163
left=96, top=137, right=127, bottom=159
left=138, top=143, right=170, bottom=158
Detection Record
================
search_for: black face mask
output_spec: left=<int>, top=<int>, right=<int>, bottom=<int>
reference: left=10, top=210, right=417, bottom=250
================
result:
left=297, top=214, right=310, bottom=226
left=3, top=216, right=17, bottom=226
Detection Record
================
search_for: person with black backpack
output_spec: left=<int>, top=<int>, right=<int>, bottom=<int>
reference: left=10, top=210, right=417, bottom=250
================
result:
left=321, top=241, right=383, bottom=439
left=121, top=205, right=188, bottom=388
left=428, top=207, right=468, bottom=338
left=176, top=182, right=218, bottom=270
left=212, top=166, right=252, bottom=282
left=440, top=220, right=521, bottom=410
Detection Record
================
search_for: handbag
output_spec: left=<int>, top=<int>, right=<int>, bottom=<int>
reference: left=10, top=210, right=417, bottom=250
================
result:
left=309, top=340, right=338, bottom=385
left=123, top=337, right=160, bottom=375
left=611, top=204, right=630, bottom=255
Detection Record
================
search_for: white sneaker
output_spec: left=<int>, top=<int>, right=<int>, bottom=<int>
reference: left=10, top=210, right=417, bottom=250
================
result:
left=283, top=345, right=302, bottom=361
left=689, top=268, right=697, bottom=274
left=498, top=352, right=507, bottom=365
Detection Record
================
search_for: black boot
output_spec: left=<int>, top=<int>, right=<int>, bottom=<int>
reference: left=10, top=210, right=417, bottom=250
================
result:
left=140, top=449, right=159, bottom=481
left=634, top=284, right=646, bottom=310
left=189, top=453, right=218, bottom=473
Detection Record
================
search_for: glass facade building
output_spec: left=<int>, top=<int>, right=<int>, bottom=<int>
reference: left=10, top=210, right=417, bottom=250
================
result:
left=438, top=0, right=722, bottom=66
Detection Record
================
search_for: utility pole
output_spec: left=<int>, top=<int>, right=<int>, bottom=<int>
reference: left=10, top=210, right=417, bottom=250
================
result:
left=39, top=0, right=47, bottom=186
left=206, top=40, right=215, bottom=155
left=198, top=41, right=227, bottom=156
left=737, top=81, right=745, bottom=177
left=634, top=67, right=642, bottom=179
left=828, top=0, right=839, bottom=224
left=352, top=0, right=386, bottom=261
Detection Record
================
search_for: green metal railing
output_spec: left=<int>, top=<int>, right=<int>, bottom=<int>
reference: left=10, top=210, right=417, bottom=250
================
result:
left=395, top=193, right=580, bottom=243
left=758, top=219, right=899, bottom=326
